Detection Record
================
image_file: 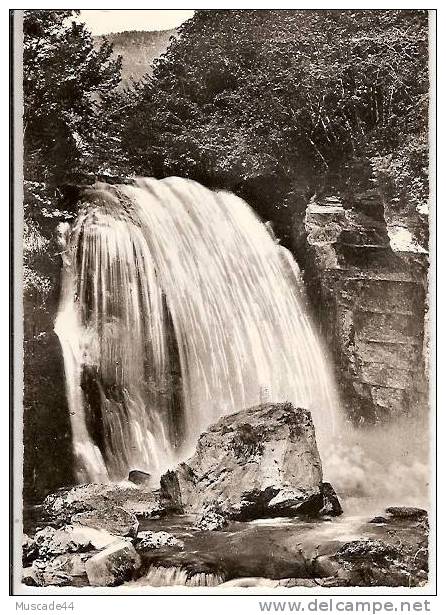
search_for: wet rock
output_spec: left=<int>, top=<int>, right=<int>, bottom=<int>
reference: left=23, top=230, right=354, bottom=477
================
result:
left=71, top=507, right=139, bottom=538
left=194, top=508, right=228, bottom=531
left=128, top=491, right=170, bottom=518
left=42, top=484, right=110, bottom=524
left=161, top=403, right=330, bottom=520
left=319, top=482, right=343, bottom=516
left=369, top=516, right=389, bottom=524
left=317, top=574, right=352, bottom=587
left=312, top=554, right=343, bottom=578
left=128, top=470, right=152, bottom=487
left=32, top=524, right=117, bottom=559
left=43, top=482, right=169, bottom=523
left=85, top=540, right=141, bottom=587
left=135, top=530, right=183, bottom=550
left=22, top=566, right=40, bottom=587
left=334, top=537, right=428, bottom=587
left=24, top=553, right=90, bottom=587
left=385, top=506, right=427, bottom=520
left=22, top=533, right=38, bottom=566
left=160, top=471, right=183, bottom=514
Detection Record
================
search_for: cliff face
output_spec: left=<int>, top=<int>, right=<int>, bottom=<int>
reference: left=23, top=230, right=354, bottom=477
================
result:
left=23, top=216, right=75, bottom=502
left=296, top=190, right=428, bottom=423
left=93, top=30, right=177, bottom=89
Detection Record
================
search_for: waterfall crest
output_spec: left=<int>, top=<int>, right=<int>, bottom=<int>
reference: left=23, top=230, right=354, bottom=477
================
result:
left=55, top=177, right=338, bottom=482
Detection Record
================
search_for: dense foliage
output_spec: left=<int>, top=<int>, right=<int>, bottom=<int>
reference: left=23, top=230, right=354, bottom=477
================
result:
left=116, top=9, right=428, bottom=232
left=24, top=9, right=122, bottom=184
left=23, top=9, right=125, bottom=297
left=23, top=9, right=429, bottom=235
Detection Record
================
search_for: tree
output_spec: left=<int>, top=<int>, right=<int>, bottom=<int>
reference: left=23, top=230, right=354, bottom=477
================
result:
left=22, top=10, right=126, bottom=501
left=23, top=9, right=122, bottom=186
left=22, top=9, right=125, bottom=302
left=117, top=9, right=428, bottom=239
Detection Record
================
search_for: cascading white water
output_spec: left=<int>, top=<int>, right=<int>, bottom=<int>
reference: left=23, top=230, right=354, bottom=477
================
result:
left=139, top=565, right=224, bottom=587
left=55, top=177, right=339, bottom=483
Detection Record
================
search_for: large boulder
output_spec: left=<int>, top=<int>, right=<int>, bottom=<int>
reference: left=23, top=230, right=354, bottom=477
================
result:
left=23, top=553, right=91, bottom=587
left=385, top=506, right=427, bottom=521
left=30, top=525, right=118, bottom=560
left=161, top=402, right=335, bottom=520
left=85, top=541, right=141, bottom=586
left=42, top=483, right=111, bottom=523
left=194, top=507, right=228, bottom=531
left=71, top=507, right=139, bottom=538
left=333, top=537, right=428, bottom=587
left=43, top=482, right=169, bottom=524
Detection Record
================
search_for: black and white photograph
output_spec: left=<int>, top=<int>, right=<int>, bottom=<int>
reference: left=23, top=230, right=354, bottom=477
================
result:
left=10, top=7, right=435, bottom=596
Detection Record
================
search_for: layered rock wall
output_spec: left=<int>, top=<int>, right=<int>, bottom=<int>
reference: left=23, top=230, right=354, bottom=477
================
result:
left=298, top=193, right=428, bottom=423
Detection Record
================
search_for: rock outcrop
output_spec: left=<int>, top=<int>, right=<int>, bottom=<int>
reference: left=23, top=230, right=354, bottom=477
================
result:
left=43, top=482, right=170, bottom=524
left=333, top=536, right=428, bottom=587
left=300, top=194, right=428, bottom=422
left=23, top=552, right=91, bottom=587
left=135, top=531, right=184, bottom=550
left=31, top=525, right=118, bottom=558
left=22, top=524, right=123, bottom=587
left=160, top=402, right=341, bottom=520
left=194, top=507, right=228, bottom=531
left=71, top=507, right=139, bottom=538
left=385, top=506, right=427, bottom=520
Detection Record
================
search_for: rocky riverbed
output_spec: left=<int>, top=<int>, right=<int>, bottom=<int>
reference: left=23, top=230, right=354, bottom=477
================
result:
left=21, top=403, right=429, bottom=589
left=22, top=501, right=429, bottom=589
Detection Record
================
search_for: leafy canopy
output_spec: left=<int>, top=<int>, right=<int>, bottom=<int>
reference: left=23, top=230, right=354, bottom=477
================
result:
left=118, top=9, right=428, bottom=215
left=23, top=9, right=122, bottom=185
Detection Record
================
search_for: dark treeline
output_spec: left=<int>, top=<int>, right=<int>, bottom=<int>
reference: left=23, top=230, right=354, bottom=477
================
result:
left=126, top=10, right=428, bottom=247
left=24, top=9, right=429, bottom=229
left=24, top=9, right=429, bottom=255
left=122, top=10, right=428, bottom=199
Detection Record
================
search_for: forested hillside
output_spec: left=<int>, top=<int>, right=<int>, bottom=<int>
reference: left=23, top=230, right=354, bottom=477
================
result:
left=116, top=10, right=428, bottom=245
left=93, top=29, right=177, bottom=88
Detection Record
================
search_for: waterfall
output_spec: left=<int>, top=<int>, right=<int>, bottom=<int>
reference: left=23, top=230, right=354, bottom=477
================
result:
left=140, top=565, right=224, bottom=587
left=55, top=177, right=338, bottom=483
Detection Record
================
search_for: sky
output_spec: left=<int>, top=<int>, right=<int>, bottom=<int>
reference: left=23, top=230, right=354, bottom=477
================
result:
left=80, top=10, right=194, bottom=35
